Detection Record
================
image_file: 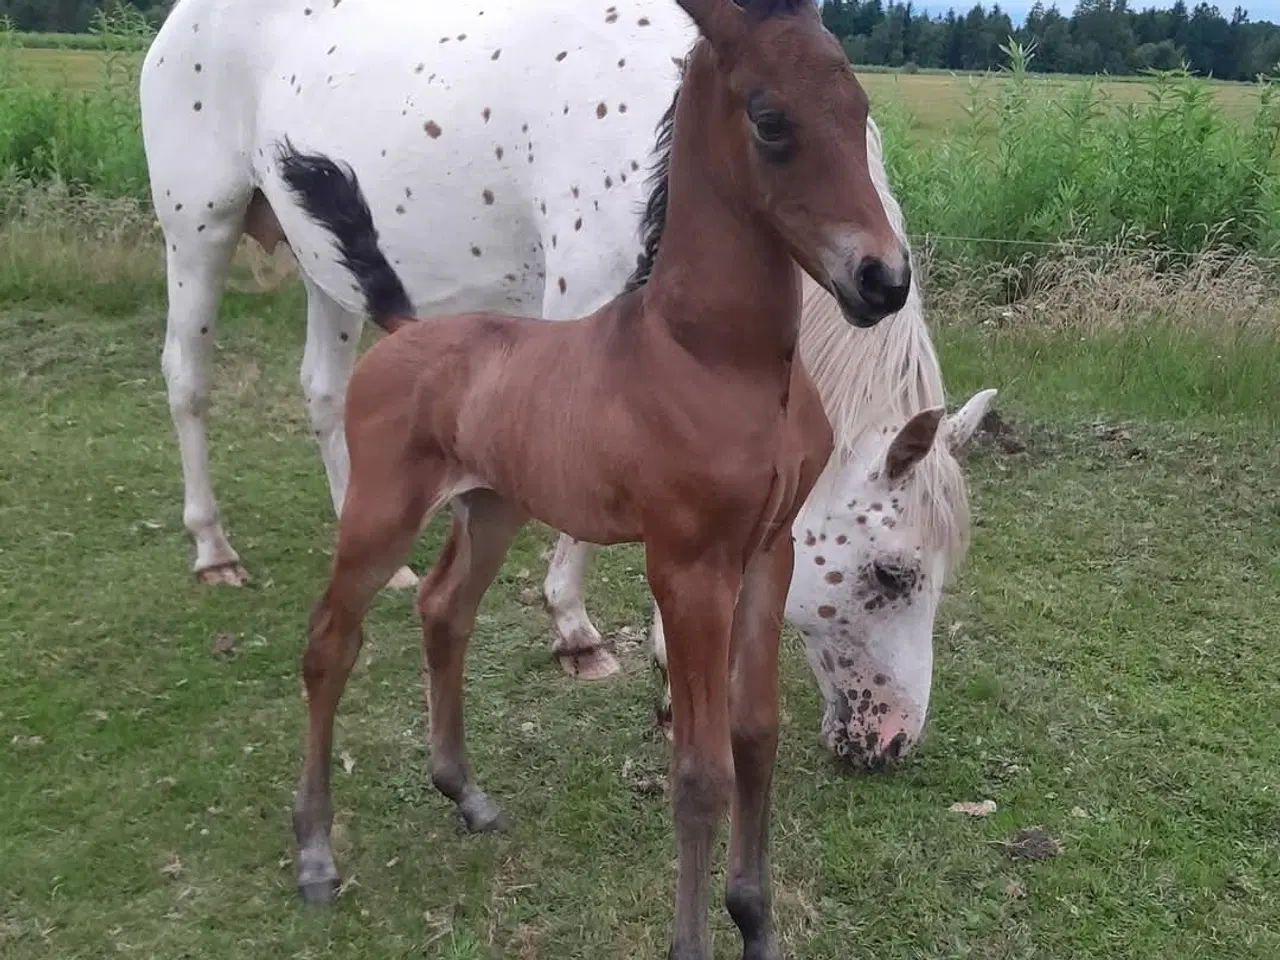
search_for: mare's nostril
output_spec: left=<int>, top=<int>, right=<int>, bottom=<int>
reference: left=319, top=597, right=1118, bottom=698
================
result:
left=855, top=256, right=911, bottom=314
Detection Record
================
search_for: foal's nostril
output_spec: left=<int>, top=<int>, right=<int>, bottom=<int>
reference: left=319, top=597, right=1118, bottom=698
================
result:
left=855, top=256, right=911, bottom=315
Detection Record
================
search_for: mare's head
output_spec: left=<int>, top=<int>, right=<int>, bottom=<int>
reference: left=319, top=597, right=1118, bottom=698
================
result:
left=788, top=389, right=998, bottom=770
left=674, top=0, right=910, bottom=326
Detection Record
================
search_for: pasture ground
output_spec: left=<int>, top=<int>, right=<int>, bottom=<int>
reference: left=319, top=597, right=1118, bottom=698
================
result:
left=2, top=216, right=1279, bottom=957
left=6, top=45, right=1271, bottom=141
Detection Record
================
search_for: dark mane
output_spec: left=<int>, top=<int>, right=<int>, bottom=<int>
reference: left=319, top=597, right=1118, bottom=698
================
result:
left=622, top=79, right=680, bottom=293
left=738, top=0, right=811, bottom=18
left=623, top=1, right=814, bottom=293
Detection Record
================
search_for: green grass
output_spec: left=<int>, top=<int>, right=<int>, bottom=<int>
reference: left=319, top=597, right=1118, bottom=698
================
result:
left=4, top=27, right=1280, bottom=269
left=2, top=265, right=1279, bottom=957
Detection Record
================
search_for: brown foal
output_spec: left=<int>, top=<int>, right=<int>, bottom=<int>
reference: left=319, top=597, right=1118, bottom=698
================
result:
left=276, top=1, right=909, bottom=956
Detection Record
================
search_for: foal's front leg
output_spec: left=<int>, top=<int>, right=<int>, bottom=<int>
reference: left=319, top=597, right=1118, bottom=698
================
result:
left=724, top=536, right=794, bottom=960
left=543, top=533, right=621, bottom=680
left=649, top=551, right=741, bottom=960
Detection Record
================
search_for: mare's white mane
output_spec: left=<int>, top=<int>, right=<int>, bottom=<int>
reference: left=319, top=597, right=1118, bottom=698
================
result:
left=797, top=119, right=970, bottom=574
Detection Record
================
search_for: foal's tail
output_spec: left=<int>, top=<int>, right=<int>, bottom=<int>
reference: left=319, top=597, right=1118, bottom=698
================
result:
left=274, top=138, right=415, bottom=333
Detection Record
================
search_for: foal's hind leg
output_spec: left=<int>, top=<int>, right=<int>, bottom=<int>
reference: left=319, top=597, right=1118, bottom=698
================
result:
left=297, top=272, right=418, bottom=591
left=420, top=490, right=527, bottom=833
left=544, top=535, right=620, bottom=680
left=293, top=471, right=429, bottom=905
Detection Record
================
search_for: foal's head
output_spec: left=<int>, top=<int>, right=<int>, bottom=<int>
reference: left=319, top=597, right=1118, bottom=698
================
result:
left=676, top=0, right=911, bottom=326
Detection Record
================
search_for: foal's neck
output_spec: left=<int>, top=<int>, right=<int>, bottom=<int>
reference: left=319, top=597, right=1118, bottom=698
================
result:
left=642, top=56, right=803, bottom=372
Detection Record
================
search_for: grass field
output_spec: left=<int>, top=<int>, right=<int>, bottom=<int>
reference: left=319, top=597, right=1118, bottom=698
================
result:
left=7, top=45, right=1272, bottom=141
left=3, top=26, right=1280, bottom=960
left=3, top=237, right=1279, bottom=957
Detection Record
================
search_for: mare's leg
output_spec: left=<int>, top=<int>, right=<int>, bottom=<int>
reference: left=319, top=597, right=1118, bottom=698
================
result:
left=159, top=211, right=248, bottom=584
left=650, top=608, right=674, bottom=739
left=297, top=273, right=418, bottom=591
left=724, top=537, right=794, bottom=960
left=544, top=534, right=620, bottom=680
left=420, top=490, right=528, bottom=833
left=293, top=457, right=431, bottom=905
left=648, top=549, right=741, bottom=960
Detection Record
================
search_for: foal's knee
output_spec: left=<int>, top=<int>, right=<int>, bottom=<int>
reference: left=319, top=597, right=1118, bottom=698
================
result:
left=670, top=756, right=733, bottom=827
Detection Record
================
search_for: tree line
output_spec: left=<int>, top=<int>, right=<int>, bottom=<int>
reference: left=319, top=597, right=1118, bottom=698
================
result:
left=0, top=0, right=166, bottom=32
left=822, top=0, right=1280, bottom=78
left=3, top=0, right=1279, bottom=81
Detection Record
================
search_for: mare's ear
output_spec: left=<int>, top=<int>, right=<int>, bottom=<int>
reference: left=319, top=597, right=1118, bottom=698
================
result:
left=676, top=0, right=746, bottom=51
left=943, top=388, right=998, bottom=454
left=884, top=407, right=945, bottom=482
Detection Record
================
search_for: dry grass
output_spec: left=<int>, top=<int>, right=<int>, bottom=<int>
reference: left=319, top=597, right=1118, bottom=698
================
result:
left=6, top=182, right=1278, bottom=343
left=921, top=247, right=1280, bottom=338
left=0, top=183, right=298, bottom=310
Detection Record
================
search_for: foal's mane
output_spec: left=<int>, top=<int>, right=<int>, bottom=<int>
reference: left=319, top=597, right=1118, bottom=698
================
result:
left=624, top=65, right=972, bottom=574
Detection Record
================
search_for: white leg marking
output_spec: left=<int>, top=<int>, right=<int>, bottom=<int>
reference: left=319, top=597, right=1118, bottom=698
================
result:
left=543, top=534, right=619, bottom=680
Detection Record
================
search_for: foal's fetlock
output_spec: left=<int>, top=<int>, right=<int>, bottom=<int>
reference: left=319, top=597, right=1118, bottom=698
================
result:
left=431, top=763, right=506, bottom=833
left=725, top=880, right=777, bottom=960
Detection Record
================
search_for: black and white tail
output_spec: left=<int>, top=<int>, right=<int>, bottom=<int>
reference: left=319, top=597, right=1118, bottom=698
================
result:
left=274, top=139, right=415, bottom=332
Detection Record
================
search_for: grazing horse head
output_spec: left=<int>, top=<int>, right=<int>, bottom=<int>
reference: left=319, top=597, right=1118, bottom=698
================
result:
left=789, top=385, right=997, bottom=770
left=662, top=0, right=911, bottom=327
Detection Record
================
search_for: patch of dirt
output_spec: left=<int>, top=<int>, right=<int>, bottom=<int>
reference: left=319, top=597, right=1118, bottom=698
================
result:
left=972, top=409, right=1029, bottom=456
left=1001, top=826, right=1062, bottom=861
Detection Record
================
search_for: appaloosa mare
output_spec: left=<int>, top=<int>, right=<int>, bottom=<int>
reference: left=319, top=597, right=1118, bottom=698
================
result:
left=276, top=1, right=906, bottom=954
left=140, top=0, right=997, bottom=770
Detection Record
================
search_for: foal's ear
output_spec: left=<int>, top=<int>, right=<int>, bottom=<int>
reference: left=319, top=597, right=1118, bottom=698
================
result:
left=943, top=388, right=998, bottom=454
left=676, top=0, right=746, bottom=51
left=885, top=407, right=945, bottom=482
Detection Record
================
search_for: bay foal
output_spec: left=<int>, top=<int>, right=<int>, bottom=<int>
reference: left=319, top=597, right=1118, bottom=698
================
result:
left=280, top=1, right=909, bottom=955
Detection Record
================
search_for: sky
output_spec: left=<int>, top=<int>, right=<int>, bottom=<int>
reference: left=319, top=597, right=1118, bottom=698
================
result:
left=876, top=0, right=1280, bottom=25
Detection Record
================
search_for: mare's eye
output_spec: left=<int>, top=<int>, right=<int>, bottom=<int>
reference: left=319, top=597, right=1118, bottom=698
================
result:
left=872, top=562, right=914, bottom=597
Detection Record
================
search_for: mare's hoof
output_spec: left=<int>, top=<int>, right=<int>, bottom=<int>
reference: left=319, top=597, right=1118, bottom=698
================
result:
left=556, top=646, right=621, bottom=682
left=384, top=566, right=420, bottom=591
left=197, top=561, right=249, bottom=586
left=655, top=701, right=674, bottom=742
left=459, top=793, right=509, bottom=835
left=297, top=876, right=340, bottom=906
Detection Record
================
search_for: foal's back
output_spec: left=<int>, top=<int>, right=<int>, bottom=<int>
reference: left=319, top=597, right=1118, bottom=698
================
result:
left=347, top=290, right=801, bottom=547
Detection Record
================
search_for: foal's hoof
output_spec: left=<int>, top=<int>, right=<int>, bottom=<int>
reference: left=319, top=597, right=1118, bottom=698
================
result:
left=297, top=876, right=340, bottom=906
left=384, top=566, right=420, bottom=591
left=196, top=561, right=249, bottom=587
left=459, top=792, right=509, bottom=835
left=556, top=646, right=621, bottom=682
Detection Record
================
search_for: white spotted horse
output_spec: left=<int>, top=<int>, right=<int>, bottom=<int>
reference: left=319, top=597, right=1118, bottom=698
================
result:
left=139, top=0, right=997, bottom=769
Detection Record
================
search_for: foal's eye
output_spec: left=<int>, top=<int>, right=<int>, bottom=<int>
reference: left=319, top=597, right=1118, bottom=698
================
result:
left=753, top=111, right=789, bottom=145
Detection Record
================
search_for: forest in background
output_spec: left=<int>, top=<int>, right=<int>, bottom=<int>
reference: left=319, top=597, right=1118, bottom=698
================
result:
left=2, top=0, right=1278, bottom=80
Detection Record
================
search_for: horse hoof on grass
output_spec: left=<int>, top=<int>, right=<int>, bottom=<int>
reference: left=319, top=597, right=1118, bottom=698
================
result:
left=459, top=793, right=509, bottom=835
left=384, top=566, right=420, bottom=590
left=197, top=561, right=249, bottom=586
left=556, top=646, right=621, bottom=681
left=297, top=877, right=340, bottom=906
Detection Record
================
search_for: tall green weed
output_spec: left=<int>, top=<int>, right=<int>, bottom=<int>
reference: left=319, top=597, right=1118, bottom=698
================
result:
left=878, top=38, right=1280, bottom=270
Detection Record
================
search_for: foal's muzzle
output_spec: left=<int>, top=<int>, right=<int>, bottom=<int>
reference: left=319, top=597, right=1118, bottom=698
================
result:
left=830, top=249, right=912, bottom=328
